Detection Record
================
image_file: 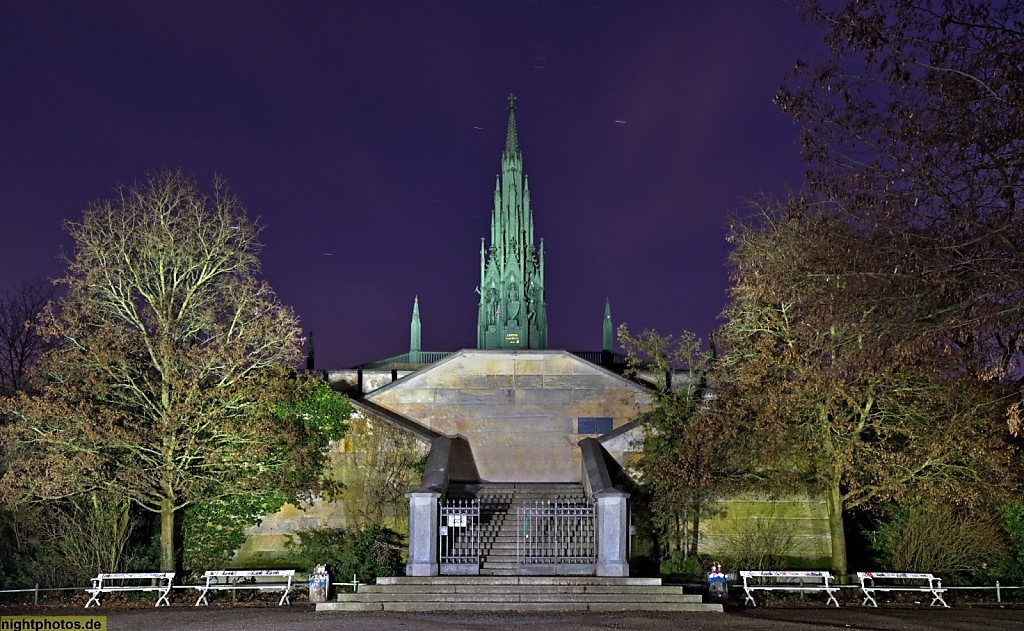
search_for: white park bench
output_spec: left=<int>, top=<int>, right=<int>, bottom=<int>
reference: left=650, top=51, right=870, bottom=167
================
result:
left=84, top=572, right=175, bottom=608
left=194, top=569, right=296, bottom=606
left=857, top=571, right=948, bottom=607
left=740, top=570, right=840, bottom=607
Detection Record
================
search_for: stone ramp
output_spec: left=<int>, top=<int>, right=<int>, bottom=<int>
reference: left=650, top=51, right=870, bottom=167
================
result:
left=316, top=576, right=723, bottom=612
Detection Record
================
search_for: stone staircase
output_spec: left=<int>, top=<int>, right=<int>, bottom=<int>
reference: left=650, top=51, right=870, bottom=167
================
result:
left=446, top=482, right=590, bottom=576
left=315, top=575, right=722, bottom=612
left=316, top=483, right=722, bottom=613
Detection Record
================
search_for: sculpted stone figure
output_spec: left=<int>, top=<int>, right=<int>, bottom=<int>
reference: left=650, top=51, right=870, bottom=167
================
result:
left=486, top=285, right=498, bottom=326
left=506, top=280, right=520, bottom=326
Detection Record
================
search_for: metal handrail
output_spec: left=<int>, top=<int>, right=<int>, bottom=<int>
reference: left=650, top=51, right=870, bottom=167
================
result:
left=567, top=350, right=630, bottom=366
left=0, top=585, right=89, bottom=606
left=357, top=351, right=455, bottom=368
left=357, top=350, right=628, bottom=369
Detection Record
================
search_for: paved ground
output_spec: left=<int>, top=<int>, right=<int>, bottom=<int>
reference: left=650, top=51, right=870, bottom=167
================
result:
left=4, top=604, right=1024, bottom=631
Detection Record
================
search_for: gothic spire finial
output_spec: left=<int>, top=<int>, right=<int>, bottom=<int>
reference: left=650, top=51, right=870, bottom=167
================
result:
left=505, top=94, right=519, bottom=156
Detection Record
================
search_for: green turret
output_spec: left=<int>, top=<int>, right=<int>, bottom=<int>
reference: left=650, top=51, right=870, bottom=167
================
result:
left=410, top=296, right=422, bottom=363
left=603, top=298, right=614, bottom=353
left=477, top=94, right=547, bottom=349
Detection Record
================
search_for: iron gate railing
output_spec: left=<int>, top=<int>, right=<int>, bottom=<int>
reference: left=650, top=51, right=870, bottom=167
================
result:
left=517, top=500, right=596, bottom=573
left=439, top=498, right=480, bottom=574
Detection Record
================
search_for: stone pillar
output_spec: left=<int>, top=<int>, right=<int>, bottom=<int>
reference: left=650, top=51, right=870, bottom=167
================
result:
left=404, top=436, right=452, bottom=577
left=594, top=490, right=629, bottom=577
left=405, top=490, right=441, bottom=576
left=578, top=437, right=630, bottom=577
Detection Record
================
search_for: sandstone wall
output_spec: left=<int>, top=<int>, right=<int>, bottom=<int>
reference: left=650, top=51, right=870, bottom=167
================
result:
left=231, top=413, right=429, bottom=567
left=367, top=350, right=652, bottom=483
left=603, top=430, right=833, bottom=569
left=697, top=494, right=832, bottom=568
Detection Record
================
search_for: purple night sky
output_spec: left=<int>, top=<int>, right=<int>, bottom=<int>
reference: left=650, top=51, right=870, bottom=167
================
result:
left=1, top=1, right=821, bottom=369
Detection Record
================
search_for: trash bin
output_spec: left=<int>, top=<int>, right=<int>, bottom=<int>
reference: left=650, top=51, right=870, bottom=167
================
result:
left=308, top=564, right=329, bottom=603
left=708, top=562, right=727, bottom=602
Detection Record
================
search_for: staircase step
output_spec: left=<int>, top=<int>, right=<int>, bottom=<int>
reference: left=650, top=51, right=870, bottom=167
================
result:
left=358, top=583, right=693, bottom=595
left=334, top=592, right=703, bottom=604
left=479, top=562, right=520, bottom=570
left=316, top=576, right=721, bottom=613
left=317, top=602, right=720, bottom=610
left=377, top=576, right=665, bottom=586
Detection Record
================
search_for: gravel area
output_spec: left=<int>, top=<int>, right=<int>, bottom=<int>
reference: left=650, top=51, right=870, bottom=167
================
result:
left=4, top=604, right=1024, bottom=631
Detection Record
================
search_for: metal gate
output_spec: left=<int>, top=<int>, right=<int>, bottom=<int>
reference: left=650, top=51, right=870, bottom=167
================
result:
left=517, top=500, right=596, bottom=574
left=439, top=498, right=480, bottom=574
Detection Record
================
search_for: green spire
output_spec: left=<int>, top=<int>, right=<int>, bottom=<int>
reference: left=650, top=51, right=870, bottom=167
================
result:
left=504, top=93, right=519, bottom=156
left=603, top=298, right=614, bottom=353
left=306, top=331, right=315, bottom=370
left=477, top=95, right=547, bottom=350
left=410, top=296, right=421, bottom=363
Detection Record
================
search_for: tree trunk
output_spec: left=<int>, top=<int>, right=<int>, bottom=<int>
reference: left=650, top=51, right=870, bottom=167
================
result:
left=160, top=497, right=175, bottom=573
left=688, top=508, right=700, bottom=558
left=826, top=477, right=847, bottom=580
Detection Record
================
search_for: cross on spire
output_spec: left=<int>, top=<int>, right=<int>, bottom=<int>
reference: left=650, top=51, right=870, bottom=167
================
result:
left=507, top=93, right=517, bottom=112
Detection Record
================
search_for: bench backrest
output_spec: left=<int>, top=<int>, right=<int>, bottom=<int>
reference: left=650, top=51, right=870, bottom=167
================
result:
left=741, top=571, right=832, bottom=579
left=857, top=571, right=941, bottom=588
left=857, top=572, right=935, bottom=580
left=96, top=572, right=174, bottom=581
left=202, top=570, right=295, bottom=579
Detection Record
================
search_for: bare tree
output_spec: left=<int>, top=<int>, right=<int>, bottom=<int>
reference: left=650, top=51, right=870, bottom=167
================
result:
left=0, top=278, right=54, bottom=396
left=1, top=170, right=349, bottom=572
left=778, top=0, right=1024, bottom=411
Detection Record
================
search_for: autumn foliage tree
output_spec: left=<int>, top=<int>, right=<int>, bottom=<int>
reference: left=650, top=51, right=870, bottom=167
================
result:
left=617, top=325, right=734, bottom=563
left=1, top=171, right=348, bottom=572
left=709, top=0, right=1023, bottom=576
left=717, top=202, right=1011, bottom=577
